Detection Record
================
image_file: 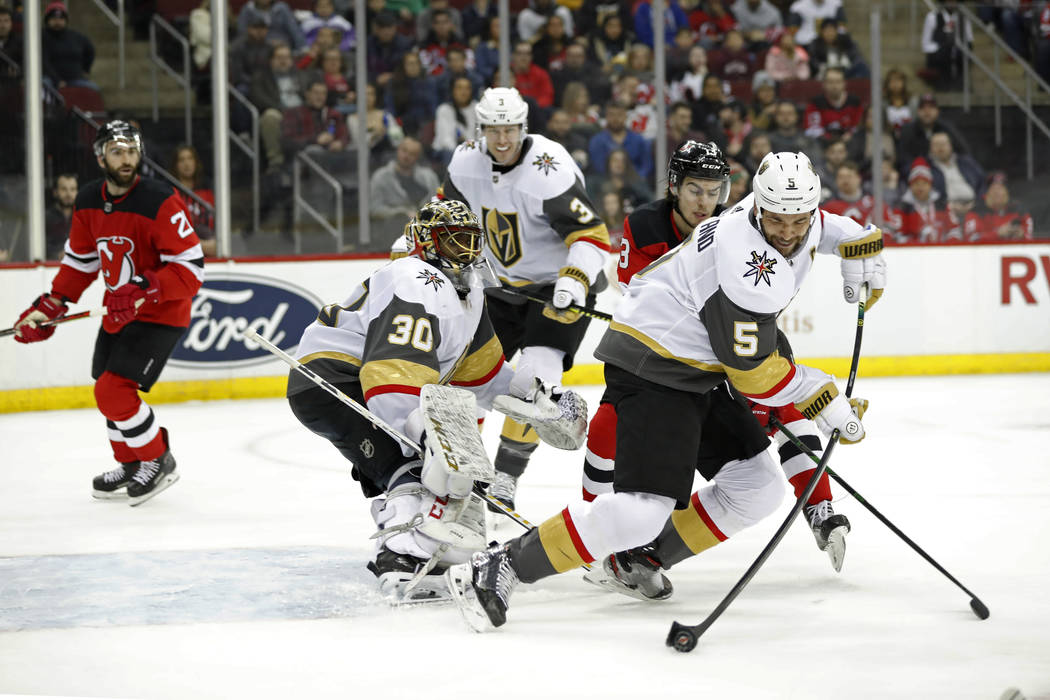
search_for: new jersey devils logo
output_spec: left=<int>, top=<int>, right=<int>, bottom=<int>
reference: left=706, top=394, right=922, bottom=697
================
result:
left=98, top=236, right=136, bottom=290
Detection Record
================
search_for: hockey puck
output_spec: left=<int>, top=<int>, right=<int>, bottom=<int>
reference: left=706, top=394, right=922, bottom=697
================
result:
left=970, top=598, right=990, bottom=620
left=666, top=623, right=698, bottom=653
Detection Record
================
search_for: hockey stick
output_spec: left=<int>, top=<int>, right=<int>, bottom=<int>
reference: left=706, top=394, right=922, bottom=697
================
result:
left=667, top=285, right=870, bottom=653
left=243, top=328, right=538, bottom=530
left=498, top=288, right=613, bottom=323
left=770, top=418, right=990, bottom=621
left=0, top=307, right=105, bottom=338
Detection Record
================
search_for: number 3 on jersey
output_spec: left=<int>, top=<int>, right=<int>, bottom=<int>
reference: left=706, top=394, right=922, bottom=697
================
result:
left=388, top=314, right=434, bottom=351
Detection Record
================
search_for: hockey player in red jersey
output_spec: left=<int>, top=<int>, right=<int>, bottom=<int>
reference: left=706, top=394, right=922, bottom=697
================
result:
left=12, top=120, right=205, bottom=505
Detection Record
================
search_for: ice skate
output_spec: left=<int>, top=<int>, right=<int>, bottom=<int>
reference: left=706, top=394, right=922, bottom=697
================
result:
left=91, top=462, right=140, bottom=499
left=485, top=471, right=518, bottom=513
left=367, top=548, right=451, bottom=605
left=804, top=500, right=851, bottom=572
left=446, top=542, right=519, bottom=631
left=127, top=428, right=179, bottom=506
left=583, top=546, right=673, bottom=601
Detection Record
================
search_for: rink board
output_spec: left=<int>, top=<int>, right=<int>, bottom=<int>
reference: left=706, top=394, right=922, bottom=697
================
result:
left=2, top=243, right=1048, bottom=412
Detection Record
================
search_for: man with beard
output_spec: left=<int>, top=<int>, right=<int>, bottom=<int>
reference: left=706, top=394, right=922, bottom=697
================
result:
left=12, top=121, right=204, bottom=505
left=45, top=173, right=78, bottom=260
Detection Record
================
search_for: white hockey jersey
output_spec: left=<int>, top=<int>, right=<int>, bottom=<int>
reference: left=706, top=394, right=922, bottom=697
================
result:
left=290, top=256, right=510, bottom=440
left=595, top=193, right=871, bottom=408
left=441, top=134, right=610, bottom=288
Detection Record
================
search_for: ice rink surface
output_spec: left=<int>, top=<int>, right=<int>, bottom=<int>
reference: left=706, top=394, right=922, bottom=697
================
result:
left=1, top=373, right=1049, bottom=700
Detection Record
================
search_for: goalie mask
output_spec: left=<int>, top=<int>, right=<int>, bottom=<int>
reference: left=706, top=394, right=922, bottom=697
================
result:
left=93, top=119, right=144, bottom=159
left=405, top=199, right=498, bottom=293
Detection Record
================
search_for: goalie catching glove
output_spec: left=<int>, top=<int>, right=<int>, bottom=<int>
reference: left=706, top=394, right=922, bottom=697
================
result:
left=839, top=224, right=886, bottom=309
left=492, top=378, right=588, bottom=450
left=796, top=383, right=867, bottom=445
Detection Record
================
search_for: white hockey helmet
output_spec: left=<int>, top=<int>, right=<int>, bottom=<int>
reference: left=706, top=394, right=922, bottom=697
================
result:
left=474, top=87, right=529, bottom=143
left=752, top=151, right=821, bottom=216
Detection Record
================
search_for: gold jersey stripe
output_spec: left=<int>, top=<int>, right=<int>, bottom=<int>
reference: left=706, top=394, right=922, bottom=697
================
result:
left=360, top=359, right=440, bottom=395
left=609, top=322, right=725, bottom=372
left=564, top=223, right=611, bottom=249
left=299, top=351, right=362, bottom=367
left=723, top=352, right=794, bottom=396
left=449, top=335, right=503, bottom=384
left=537, top=513, right=589, bottom=573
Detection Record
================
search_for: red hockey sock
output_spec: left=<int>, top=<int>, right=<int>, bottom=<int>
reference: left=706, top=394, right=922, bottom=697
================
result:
left=789, top=470, right=833, bottom=505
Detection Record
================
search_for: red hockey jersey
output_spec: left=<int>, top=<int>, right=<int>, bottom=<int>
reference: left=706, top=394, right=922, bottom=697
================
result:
left=51, top=176, right=205, bottom=333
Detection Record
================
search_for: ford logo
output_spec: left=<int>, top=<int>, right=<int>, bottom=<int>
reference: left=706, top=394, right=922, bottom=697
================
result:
left=169, top=272, right=323, bottom=369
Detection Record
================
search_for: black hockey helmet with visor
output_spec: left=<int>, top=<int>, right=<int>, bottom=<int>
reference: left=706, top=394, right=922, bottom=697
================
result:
left=93, top=119, right=144, bottom=159
left=405, top=199, right=497, bottom=293
left=667, top=140, right=730, bottom=205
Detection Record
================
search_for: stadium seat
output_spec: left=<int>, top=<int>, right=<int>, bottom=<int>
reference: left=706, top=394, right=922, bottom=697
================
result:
left=58, top=85, right=105, bottom=115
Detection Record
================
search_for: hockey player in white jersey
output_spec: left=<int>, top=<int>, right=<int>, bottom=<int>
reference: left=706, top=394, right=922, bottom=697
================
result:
left=447, top=152, right=886, bottom=628
left=285, top=199, right=587, bottom=602
left=440, top=87, right=611, bottom=512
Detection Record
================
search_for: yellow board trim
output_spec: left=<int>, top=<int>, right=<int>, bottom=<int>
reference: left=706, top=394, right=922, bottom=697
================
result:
left=3, top=353, right=1049, bottom=413
left=670, top=505, right=722, bottom=556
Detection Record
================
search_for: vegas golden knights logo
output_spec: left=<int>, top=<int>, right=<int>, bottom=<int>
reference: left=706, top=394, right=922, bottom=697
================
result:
left=482, top=207, right=522, bottom=266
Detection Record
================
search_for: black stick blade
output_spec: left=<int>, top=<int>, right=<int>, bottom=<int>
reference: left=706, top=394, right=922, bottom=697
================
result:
left=667, top=622, right=698, bottom=653
left=970, top=598, right=990, bottom=620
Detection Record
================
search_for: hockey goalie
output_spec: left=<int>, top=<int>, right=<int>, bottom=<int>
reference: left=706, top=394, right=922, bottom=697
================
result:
left=285, top=199, right=587, bottom=603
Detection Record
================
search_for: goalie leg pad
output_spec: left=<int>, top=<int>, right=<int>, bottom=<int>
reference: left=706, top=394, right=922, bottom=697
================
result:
left=420, top=384, right=494, bottom=498
left=372, top=483, right=488, bottom=565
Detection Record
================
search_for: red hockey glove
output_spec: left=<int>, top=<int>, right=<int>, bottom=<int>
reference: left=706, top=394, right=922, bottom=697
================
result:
left=108, top=270, right=161, bottom=326
left=13, top=294, right=69, bottom=344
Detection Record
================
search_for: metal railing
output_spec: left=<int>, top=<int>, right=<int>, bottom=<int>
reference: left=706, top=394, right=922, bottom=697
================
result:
left=292, top=151, right=343, bottom=254
left=228, top=85, right=261, bottom=236
left=87, top=0, right=125, bottom=89
left=924, top=0, right=1050, bottom=180
left=149, top=14, right=193, bottom=146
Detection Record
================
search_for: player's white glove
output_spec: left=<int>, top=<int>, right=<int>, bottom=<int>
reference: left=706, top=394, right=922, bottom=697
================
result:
left=492, top=378, right=588, bottom=450
left=542, top=266, right=589, bottom=324
left=839, top=224, right=886, bottom=309
left=797, top=383, right=866, bottom=445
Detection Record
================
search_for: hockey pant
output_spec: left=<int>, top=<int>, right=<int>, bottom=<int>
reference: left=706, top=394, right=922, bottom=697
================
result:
left=508, top=451, right=783, bottom=583
left=583, top=401, right=832, bottom=506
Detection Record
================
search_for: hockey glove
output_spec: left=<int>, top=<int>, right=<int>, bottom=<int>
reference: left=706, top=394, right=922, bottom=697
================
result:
left=13, top=294, right=68, bottom=344
left=108, top=270, right=162, bottom=326
left=839, top=224, right=886, bottom=310
left=542, top=266, right=589, bottom=324
left=796, top=383, right=865, bottom=445
left=492, top=378, right=588, bottom=450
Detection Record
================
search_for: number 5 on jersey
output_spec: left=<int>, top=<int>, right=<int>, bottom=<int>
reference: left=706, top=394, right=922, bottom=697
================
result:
left=733, top=321, right=758, bottom=356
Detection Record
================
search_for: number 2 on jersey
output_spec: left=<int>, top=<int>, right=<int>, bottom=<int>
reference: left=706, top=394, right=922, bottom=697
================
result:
left=388, top=314, right=434, bottom=352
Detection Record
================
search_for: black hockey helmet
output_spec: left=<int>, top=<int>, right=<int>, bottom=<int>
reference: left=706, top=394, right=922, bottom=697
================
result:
left=93, top=119, right=144, bottom=159
left=667, top=140, right=730, bottom=205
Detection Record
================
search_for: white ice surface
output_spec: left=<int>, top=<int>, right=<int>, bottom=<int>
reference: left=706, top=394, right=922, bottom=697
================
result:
left=1, top=374, right=1049, bottom=700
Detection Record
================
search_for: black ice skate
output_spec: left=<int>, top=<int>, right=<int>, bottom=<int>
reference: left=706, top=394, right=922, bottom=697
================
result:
left=446, top=542, right=519, bottom=631
left=92, top=462, right=141, bottom=499
left=804, top=500, right=851, bottom=572
left=367, top=548, right=451, bottom=604
left=127, top=428, right=179, bottom=506
left=583, top=545, right=673, bottom=601
left=485, top=471, right=518, bottom=513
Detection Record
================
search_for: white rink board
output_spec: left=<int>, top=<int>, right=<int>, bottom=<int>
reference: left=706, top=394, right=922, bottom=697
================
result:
left=2, top=244, right=1049, bottom=391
